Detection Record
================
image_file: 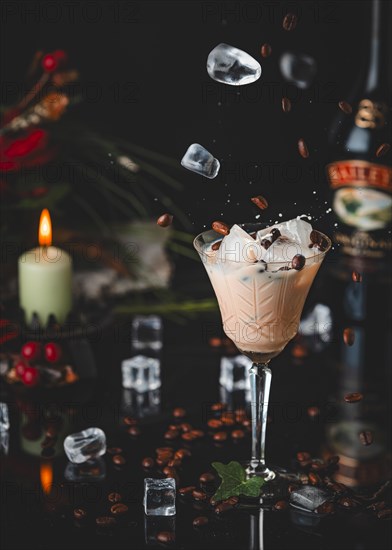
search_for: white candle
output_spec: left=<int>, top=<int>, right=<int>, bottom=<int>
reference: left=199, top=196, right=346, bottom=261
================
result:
left=18, top=209, right=72, bottom=326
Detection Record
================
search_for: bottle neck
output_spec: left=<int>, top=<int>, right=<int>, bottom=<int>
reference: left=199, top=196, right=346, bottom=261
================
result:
left=364, top=0, right=389, bottom=94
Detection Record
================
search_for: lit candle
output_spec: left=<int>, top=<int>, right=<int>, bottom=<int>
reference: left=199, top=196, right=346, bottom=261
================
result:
left=18, top=209, right=72, bottom=326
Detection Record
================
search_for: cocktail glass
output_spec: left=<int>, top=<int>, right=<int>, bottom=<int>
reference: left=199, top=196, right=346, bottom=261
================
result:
left=194, top=223, right=331, bottom=490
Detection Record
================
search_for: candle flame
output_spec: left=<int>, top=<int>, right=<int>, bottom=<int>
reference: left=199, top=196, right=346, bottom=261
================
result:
left=38, top=208, right=52, bottom=246
left=40, top=461, right=53, bottom=494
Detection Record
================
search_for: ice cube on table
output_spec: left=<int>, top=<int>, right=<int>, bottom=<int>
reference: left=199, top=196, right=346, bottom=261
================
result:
left=144, top=478, right=176, bottom=516
left=0, top=403, right=10, bottom=431
left=280, top=52, right=316, bottom=89
left=121, top=355, right=161, bottom=392
left=220, top=355, right=252, bottom=391
left=181, top=143, right=220, bottom=179
left=132, top=315, right=162, bottom=351
left=63, top=427, right=106, bottom=464
left=207, top=43, right=262, bottom=86
left=290, top=486, right=330, bottom=512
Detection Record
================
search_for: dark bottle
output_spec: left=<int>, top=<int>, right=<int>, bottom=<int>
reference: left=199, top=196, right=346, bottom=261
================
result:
left=326, top=0, right=392, bottom=260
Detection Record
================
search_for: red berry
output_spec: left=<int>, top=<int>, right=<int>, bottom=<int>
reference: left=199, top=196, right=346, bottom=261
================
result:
left=44, top=342, right=62, bottom=363
left=42, top=54, right=58, bottom=73
left=21, top=341, right=41, bottom=361
left=15, top=361, right=28, bottom=377
left=22, top=367, right=40, bottom=387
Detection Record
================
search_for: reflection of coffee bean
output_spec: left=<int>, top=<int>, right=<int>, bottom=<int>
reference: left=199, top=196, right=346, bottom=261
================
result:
left=213, top=431, right=227, bottom=442
left=73, top=508, right=87, bottom=520
left=96, top=516, right=116, bottom=527
left=157, top=531, right=175, bottom=543
left=231, top=429, right=245, bottom=440
left=193, top=516, right=209, bottom=527
left=344, top=392, right=363, bottom=403
left=108, top=492, right=122, bottom=503
left=111, top=503, right=128, bottom=515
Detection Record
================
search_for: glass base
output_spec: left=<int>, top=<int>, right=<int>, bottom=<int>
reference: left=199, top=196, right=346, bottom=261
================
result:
left=242, top=462, right=301, bottom=506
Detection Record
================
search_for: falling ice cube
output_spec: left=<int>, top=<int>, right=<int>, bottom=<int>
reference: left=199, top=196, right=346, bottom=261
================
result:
left=219, top=355, right=252, bottom=392
left=144, top=477, right=176, bottom=516
left=181, top=144, right=220, bottom=179
left=121, top=355, right=161, bottom=392
left=0, top=403, right=10, bottom=432
left=290, top=486, right=330, bottom=512
left=280, top=52, right=317, bottom=89
left=207, top=43, right=262, bottom=86
left=63, top=427, right=106, bottom=464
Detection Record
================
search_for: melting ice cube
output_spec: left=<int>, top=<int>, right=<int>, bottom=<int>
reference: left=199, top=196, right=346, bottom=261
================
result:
left=290, top=486, right=330, bottom=512
left=280, top=52, right=316, bottom=89
left=63, top=427, right=106, bottom=464
left=207, top=43, right=262, bottom=86
left=144, top=478, right=176, bottom=516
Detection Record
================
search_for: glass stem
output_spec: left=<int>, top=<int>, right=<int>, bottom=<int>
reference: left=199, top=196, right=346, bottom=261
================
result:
left=249, top=363, right=272, bottom=474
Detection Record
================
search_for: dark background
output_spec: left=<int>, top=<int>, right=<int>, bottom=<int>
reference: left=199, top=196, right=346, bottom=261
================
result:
left=1, top=0, right=375, bottom=231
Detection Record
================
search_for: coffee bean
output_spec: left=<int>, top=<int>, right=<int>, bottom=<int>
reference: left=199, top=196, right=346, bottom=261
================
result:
left=107, top=447, right=123, bottom=455
left=193, top=516, right=209, bottom=527
left=157, top=531, right=175, bottom=543
left=283, top=13, right=298, bottom=31
left=96, top=516, right=116, bottom=527
left=309, top=230, right=328, bottom=251
left=211, top=241, right=221, bottom=251
left=157, top=447, right=175, bottom=457
left=157, top=213, right=173, bottom=228
left=213, top=431, right=228, bottom=442
left=273, top=500, right=288, bottom=511
left=261, top=239, right=271, bottom=250
left=376, top=143, right=390, bottom=158
left=296, top=451, right=311, bottom=462
left=260, top=43, right=272, bottom=58
left=298, top=138, right=309, bottom=158
left=377, top=509, right=392, bottom=520
left=339, top=496, right=358, bottom=508
left=212, top=221, right=230, bottom=236
left=181, top=432, right=196, bottom=441
left=180, top=422, right=192, bottom=432
left=108, top=492, right=122, bottom=503
left=192, top=490, right=208, bottom=501
left=338, top=101, right=353, bottom=114
left=163, top=465, right=177, bottom=477
left=316, top=501, right=335, bottom=515
left=251, top=195, right=269, bottom=210
left=73, top=508, right=87, bottom=520
left=211, top=402, right=226, bottom=411
left=167, top=458, right=182, bottom=468
left=221, top=412, right=235, bottom=426
left=307, top=406, right=320, bottom=418
left=231, top=429, right=246, bottom=440
left=282, top=97, right=292, bottom=113
left=179, top=486, right=196, bottom=496
left=359, top=430, right=373, bottom=446
left=172, top=407, right=186, bottom=418
left=242, top=419, right=251, bottom=428
left=207, top=419, right=223, bottom=429
left=127, top=425, right=141, bottom=437
left=344, top=392, right=363, bottom=403
left=174, top=448, right=191, bottom=459
left=270, top=228, right=281, bottom=242
left=111, top=503, right=128, bottom=515
left=215, top=501, right=234, bottom=514
left=123, top=416, right=137, bottom=426
left=352, top=271, right=362, bottom=283
left=199, top=472, right=215, bottom=484
left=190, top=429, right=205, bottom=438
left=343, top=328, right=355, bottom=346
left=292, top=254, right=306, bottom=270
left=164, top=430, right=179, bottom=440
left=112, top=454, right=126, bottom=466
left=309, top=472, right=321, bottom=486
left=142, top=457, right=155, bottom=469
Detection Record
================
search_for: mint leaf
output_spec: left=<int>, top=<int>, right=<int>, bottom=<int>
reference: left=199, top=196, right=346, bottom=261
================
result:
left=212, top=461, right=265, bottom=501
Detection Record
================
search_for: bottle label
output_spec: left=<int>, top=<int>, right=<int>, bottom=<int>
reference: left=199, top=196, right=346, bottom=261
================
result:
left=327, top=160, right=392, bottom=231
left=355, top=99, right=387, bottom=129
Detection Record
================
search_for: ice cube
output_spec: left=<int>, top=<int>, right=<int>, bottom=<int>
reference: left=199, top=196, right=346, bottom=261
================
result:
left=63, top=427, right=106, bottom=464
left=256, top=218, right=314, bottom=265
left=0, top=431, right=9, bottom=455
left=218, top=225, right=262, bottom=263
left=280, top=52, right=317, bottom=89
left=300, top=303, right=333, bottom=343
left=181, top=143, right=220, bottom=179
left=290, top=486, right=330, bottom=512
left=207, top=43, right=261, bottom=86
left=121, top=355, right=161, bottom=392
left=0, top=403, right=10, bottom=431
left=144, top=478, right=176, bottom=516
left=220, top=355, right=252, bottom=391
left=132, top=315, right=163, bottom=351
left=64, top=457, right=106, bottom=481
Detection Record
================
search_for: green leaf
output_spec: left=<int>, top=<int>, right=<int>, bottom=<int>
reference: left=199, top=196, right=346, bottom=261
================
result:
left=212, top=461, right=265, bottom=501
